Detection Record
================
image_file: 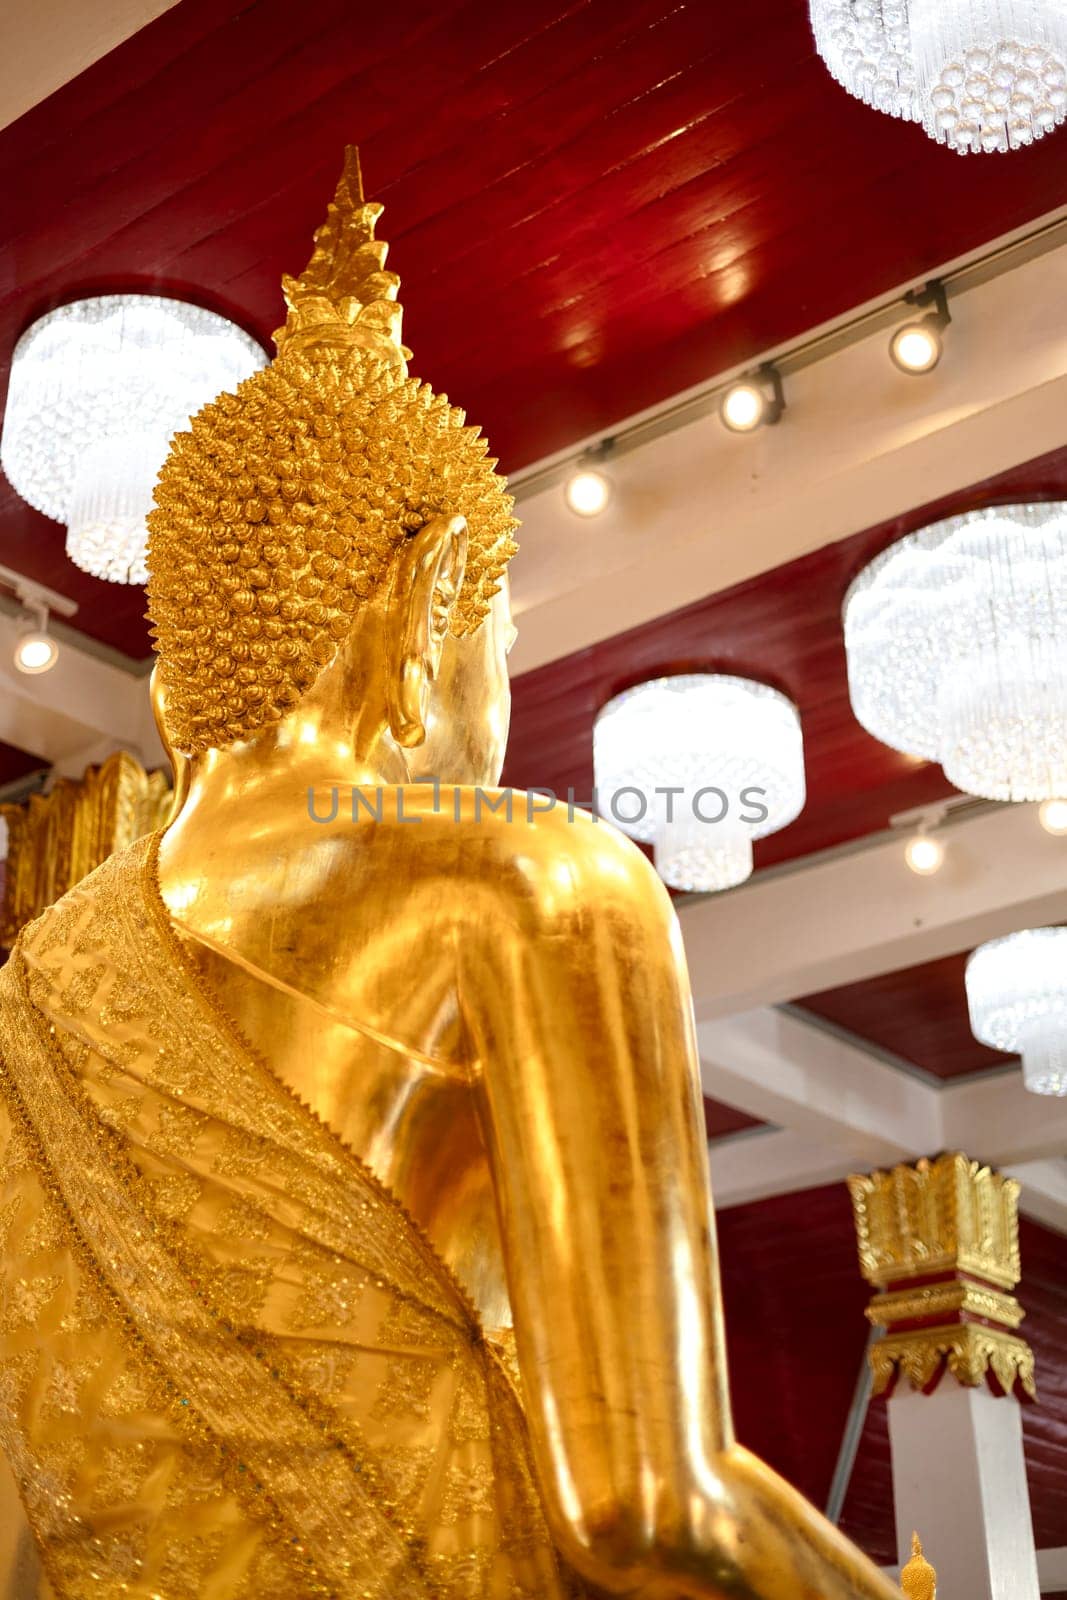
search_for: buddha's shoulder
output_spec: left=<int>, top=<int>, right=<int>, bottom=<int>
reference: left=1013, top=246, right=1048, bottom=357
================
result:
left=318, top=785, right=668, bottom=910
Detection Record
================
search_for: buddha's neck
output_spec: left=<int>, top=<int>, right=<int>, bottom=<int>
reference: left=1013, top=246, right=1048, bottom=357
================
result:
left=163, top=693, right=419, bottom=878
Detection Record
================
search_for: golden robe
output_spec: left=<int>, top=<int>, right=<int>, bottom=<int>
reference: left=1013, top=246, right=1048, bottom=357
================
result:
left=0, top=836, right=586, bottom=1599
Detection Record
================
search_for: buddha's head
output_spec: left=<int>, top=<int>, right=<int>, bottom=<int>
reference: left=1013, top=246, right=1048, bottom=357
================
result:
left=900, top=1533, right=936, bottom=1600
left=146, top=149, right=518, bottom=787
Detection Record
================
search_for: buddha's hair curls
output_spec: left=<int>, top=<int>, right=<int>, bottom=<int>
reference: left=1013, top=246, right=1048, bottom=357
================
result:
left=146, top=347, right=518, bottom=755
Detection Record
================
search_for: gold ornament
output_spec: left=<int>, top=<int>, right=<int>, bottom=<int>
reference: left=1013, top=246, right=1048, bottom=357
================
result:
left=272, top=145, right=411, bottom=366
left=849, top=1151, right=1021, bottom=1290
left=0, top=750, right=171, bottom=946
left=901, top=1533, right=936, bottom=1599
left=850, top=1153, right=1035, bottom=1400
left=147, top=147, right=517, bottom=755
left=869, top=1323, right=1036, bottom=1401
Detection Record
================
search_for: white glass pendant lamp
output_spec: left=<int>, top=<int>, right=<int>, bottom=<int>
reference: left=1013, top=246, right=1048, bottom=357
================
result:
left=593, top=673, right=806, bottom=892
left=967, top=928, right=1067, bottom=1095
left=1, top=296, right=265, bottom=584
left=809, top=0, right=1067, bottom=153
left=843, top=504, right=1067, bottom=802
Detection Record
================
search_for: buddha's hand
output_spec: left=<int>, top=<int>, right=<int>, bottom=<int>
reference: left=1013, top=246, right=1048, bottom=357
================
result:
left=580, top=1445, right=902, bottom=1600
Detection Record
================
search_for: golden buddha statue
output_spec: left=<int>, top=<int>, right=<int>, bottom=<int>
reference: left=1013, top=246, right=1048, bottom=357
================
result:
left=0, top=150, right=904, bottom=1600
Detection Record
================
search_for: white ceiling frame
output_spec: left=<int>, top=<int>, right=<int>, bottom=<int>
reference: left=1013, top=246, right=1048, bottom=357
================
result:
left=0, top=610, right=163, bottom=779
left=708, top=1127, right=871, bottom=1211
left=699, top=1007, right=942, bottom=1162
left=0, top=1, right=179, bottom=133
left=701, top=1007, right=1067, bottom=1230
left=679, top=802, right=1067, bottom=1022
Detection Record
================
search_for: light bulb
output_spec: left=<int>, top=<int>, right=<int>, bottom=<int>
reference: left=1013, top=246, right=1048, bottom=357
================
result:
left=564, top=467, right=612, bottom=517
left=721, top=382, right=765, bottom=432
left=14, top=630, right=58, bottom=674
left=1039, top=798, right=1067, bottom=836
left=890, top=320, right=942, bottom=374
left=905, top=832, right=944, bottom=875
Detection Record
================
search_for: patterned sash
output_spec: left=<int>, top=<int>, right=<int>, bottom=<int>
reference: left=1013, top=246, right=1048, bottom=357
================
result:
left=0, top=836, right=581, bottom=1599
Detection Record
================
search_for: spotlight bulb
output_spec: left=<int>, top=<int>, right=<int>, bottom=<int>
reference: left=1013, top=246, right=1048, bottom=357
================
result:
left=721, top=382, right=765, bottom=433
left=905, top=832, right=944, bottom=875
left=1039, top=798, right=1067, bottom=836
left=14, top=630, right=58, bottom=675
left=565, top=467, right=612, bottom=517
left=890, top=320, right=943, bottom=375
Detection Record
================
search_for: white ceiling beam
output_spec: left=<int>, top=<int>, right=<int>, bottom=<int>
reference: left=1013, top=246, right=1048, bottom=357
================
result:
left=0, top=612, right=163, bottom=776
left=0, top=1, right=178, bottom=133
left=943, top=1077, right=1067, bottom=1168
left=1037, top=1548, right=1067, bottom=1591
left=679, top=803, right=1067, bottom=1020
left=510, top=218, right=1067, bottom=675
left=698, top=1007, right=942, bottom=1161
left=708, top=1127, right=873, bottom=1211
left=700, top=1009, right=1067, bottom=1212
left=711, top=1129, right=1067, bottom=1228
left=1005, top=1162, right=1067, bottom=1237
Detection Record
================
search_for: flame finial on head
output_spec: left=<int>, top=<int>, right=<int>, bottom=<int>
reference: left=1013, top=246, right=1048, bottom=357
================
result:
left=901, top=1533, right=936, bottom=1600
left=273, top=145, right=412, bottom=369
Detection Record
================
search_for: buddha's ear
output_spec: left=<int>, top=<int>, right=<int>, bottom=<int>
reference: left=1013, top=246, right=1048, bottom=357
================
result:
left=150, top=663, right=192, bottom=827
left=386, top=514, right=468, bottom=749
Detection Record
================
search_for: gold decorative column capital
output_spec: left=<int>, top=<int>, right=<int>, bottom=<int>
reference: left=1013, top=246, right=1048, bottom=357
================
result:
left=849, top=1153, right=1036, bottom=1401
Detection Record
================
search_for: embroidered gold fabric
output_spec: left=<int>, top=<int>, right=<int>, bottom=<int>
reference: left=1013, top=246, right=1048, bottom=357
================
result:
left=0, top=836, right=587, bottom=1598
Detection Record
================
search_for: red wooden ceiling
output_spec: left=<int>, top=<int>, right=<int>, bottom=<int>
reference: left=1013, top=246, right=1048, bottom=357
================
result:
left=704, top=1095, right=763, bottom=1141
left=0, top=740, right=46, bottom=790
left=3, top=0, right=1067, bottom=656
left=796, top=952, right=1015, bottom=1083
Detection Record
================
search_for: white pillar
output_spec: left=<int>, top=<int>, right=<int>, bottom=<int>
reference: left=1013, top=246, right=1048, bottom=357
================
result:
left=850, top=1155, right=1042, bottom=1600
left=888, top=1383, right=1039, bottom=1600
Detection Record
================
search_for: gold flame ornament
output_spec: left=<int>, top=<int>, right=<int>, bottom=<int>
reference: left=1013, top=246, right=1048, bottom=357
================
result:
left=901, top=1533, right=937, bottom=1599
left=147, top=147, right=517, bottom=756
left=272, top=146, right=411, bottom=367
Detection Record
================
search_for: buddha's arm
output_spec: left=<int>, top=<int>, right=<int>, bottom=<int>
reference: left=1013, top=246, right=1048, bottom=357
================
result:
left=460, top=811, right=901, bottom=1600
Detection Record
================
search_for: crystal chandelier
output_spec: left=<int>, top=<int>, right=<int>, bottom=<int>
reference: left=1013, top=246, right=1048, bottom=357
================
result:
left=592, top=674, right=806, bottom=892
left=1, top=296, right=265, bottom=584
left=966, top=928, right=1067, bottom=1095
left=842, top=503, right=1067, bottom=801
left=809, top=0, right=1067, bottom=152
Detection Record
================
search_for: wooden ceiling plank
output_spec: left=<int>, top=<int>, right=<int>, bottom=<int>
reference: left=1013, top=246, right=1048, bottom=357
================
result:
left=147, top=0, right=718, bottom=301
left=3, top=0, right=1067, bottom=669
left=0, top=0, right=260, bottom=179
left=797, top=954, right=1011, bottom=1081
left=395, top=16, right=815, bottom=323
left=0, top=1, right=460, bottom=308
left=163, top=5, right=677, bottom=300
left=2, top=1, right=358, bottom=236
